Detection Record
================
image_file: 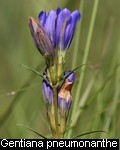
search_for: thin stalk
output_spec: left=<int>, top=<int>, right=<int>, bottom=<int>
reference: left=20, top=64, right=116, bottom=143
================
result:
left=0, top=65, right=40, bottom=127
left=60, top=117, right=66, bottom=138
left=52, top=85, right=59, bottom=138
left=72, top=0, right=84, bottom=69
left=67, top=0, right=99, bottom=138
left=72, top=76, right=95, bottom=124
left=57, top=50, right=64, bottom=82
left=100, top=33, right=120, bottom=138
left=100, top=81, right=119, bottom=138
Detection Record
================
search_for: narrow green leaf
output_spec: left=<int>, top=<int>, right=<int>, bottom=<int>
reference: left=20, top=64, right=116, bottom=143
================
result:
left=20, top=64, right=45, bottom=79
left=68, top=0, right=100, bottom=138
left=60, top=64, right=86, bottom=82
left=16, top=124, right=48, bottom=139
left=72, top=130, right=107, bottom=139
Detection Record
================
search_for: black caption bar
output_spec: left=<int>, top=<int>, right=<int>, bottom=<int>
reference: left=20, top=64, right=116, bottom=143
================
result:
left=0, top=139, right=119, bottom=149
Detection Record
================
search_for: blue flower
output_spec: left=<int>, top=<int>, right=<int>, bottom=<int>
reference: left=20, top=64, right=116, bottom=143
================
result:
left=42, top=70, right=74, bottom=114
left=58, top=71, right=75, bottom=117
left=64, top=70, right=75, bottom=83
left=42, top=79, right=53, bottom=105
left=38, top=8, right=80, bottom=50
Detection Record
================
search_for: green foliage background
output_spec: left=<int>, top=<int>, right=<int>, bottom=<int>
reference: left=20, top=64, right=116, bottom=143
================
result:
left=0, top=0, right=120, bottom=139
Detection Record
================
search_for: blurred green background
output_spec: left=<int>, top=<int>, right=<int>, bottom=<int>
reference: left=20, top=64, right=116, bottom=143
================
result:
left=0, top=0, right=120, bottom=139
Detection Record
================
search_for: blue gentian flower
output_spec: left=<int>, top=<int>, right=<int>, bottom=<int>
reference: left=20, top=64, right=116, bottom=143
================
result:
left=38, top=8, right=80, bottom=50
left=64, top=70, right=75, bottom=83
left=29, top=8, right=80, bottom=69
left=42, top=79, right=53, bottom=105
left=58, top=71, right=74, bottom=117
left=42, top=70, right=74, bottom=114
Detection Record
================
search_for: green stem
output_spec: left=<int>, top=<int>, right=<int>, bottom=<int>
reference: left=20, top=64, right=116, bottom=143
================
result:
left=60, top=116, right=66, bottom=136
left=52, top=85, right=59, bottom=138
left=57, top=51, right=64, bottom=82
left=72, top=0, right=84, bottom=69
left=67, top=0, right=99, bottom=138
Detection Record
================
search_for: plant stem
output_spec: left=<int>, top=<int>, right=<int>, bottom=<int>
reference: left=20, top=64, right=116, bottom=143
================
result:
left=52, top=85, right=59, bottom=138
left=60, top=116, right=66, bottom=136
left=72, top=0, right=84, bottom=69
left=67, top=0, right=99, bottom=138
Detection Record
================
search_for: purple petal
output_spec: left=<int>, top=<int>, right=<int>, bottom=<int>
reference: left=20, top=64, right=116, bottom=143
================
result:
left=42, top=80, right=53, bottom=104
left=56, top=7, right=61, bottom=15
left=58, top=96, right=71, bottom=111
left=63, top=17, right=72, bottom=49
left=64, top=10, right=80, bottom=49
left=71, top=10, right=81, bottom=23
left=38, top=11, right=46, bottom=27
left=64, top=71, right=74, bottom=83
left=44, top=10, right=57, bottom=47
left=56, top=8, right=71, bottom=49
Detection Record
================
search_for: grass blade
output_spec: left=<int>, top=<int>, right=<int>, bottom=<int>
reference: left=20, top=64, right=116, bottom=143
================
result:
left=68, top=0, right=100, bottom=138
left=16, top=124, right=48, bottom=139
left=72, top=130, right=107, bottom=139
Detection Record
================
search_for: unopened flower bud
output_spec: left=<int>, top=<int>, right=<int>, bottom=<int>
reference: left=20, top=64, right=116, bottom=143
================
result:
left=29, top=17, right=55, bottom=60
left=42, top=79, right=53, bottom=105
left=58, top=71, right=74, bottom=117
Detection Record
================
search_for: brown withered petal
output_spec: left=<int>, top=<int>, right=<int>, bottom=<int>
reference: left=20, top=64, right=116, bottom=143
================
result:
left=28, top=17, right=55, bottom=58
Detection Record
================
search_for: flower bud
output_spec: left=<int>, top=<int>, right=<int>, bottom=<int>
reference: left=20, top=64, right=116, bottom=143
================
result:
left=58, top=71, right=74, bottom=117
left=42, top=79, right=53, bottom=105
left=28, top=17, right=55, bottom=60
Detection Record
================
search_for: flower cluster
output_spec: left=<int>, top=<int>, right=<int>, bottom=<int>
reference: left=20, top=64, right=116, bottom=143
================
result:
left=29, top=8, right=80, bottom=67
left=42, top=71, right=74, bottom=113
left=29, top=8, right=80, bottom=138
left=38, top=8, right=80, bottom=50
